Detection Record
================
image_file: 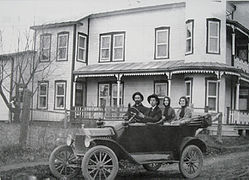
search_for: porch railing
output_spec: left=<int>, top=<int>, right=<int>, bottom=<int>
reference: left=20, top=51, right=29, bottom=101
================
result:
left=228, top=109, right=249, bottom=125
left=234, top=57, right=249, bottom=73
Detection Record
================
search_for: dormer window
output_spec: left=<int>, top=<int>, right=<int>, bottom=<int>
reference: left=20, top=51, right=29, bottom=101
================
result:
left=155, top=27, right=170, bottom=59
left=57, top=32, right=69, bottom=61
left=207, top=18, right=220, bottom=54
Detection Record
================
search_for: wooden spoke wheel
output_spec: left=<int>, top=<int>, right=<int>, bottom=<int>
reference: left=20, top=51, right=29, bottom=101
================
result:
left=49, top=145, right=80, bottom=179
left=143, top=163, right=162, bottom=171
left=179, top=145, right=203, bottom=179
left=82, top=145, right=119, bottom=180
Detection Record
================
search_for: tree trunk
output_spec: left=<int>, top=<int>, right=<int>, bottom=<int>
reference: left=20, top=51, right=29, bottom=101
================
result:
left=19, top=88, right=32, bottom=147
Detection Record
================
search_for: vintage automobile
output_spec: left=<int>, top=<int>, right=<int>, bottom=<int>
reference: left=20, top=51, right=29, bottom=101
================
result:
left=49, top=108, right=211, bottom=179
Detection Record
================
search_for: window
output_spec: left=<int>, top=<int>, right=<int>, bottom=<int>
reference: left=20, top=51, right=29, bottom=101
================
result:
left=154, top=82, right=168, bottom=106
left=185, top=79, right=192, bottom=103
left=207, top=19, right=220, bottom=54
left=206, top=80, right=218, bottom=111
left=239, top=88, right=249, bottom=111
left=186, top=20, right=194, bottom=54
left=57, top=32, right=69, bottom=61
left=55, top=81, right=66, bottom=109
left=112, top=84, right=123, bottom=106
left=77, top=33, right=87, bottom=62
left=40, top=34, right=51, bottom=61
left=113, top=34, right=125, bottom=61
left=98, top=83, right=123, bottom=107
left=155, top=27, right=170, bottom=59
left=99, top=32, right=125, bottom=62
left=38, top=82, right=48, bottom=109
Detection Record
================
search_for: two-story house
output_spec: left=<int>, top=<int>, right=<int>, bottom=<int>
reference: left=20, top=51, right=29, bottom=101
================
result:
left=30, top=0, right=249, bottom=126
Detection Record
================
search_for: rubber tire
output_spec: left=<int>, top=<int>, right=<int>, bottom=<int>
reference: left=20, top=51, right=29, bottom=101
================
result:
left=143, top=163, right=162, bottom=171
left=82, top=145, right=119, bottom=180
left=49, top=145, right=80, bottom=179
left=179, top=145, right=203, bottom=179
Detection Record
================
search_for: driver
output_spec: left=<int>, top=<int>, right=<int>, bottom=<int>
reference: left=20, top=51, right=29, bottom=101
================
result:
left=138, top=94, right=162, bottom=123
left=126, top=92, right=148, bottom=120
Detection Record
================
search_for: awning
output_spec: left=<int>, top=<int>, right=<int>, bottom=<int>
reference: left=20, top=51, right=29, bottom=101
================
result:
left=73, top=60, right=242, bottom=78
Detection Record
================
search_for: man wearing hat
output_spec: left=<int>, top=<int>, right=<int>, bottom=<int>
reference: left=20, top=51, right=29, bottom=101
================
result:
left=138, top=94, right=162, bottom=123
left=126, top=92, right=148, bottom=120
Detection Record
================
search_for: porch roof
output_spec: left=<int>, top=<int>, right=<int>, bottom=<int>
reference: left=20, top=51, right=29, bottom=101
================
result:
left=74, top=60, right=241, bottom=77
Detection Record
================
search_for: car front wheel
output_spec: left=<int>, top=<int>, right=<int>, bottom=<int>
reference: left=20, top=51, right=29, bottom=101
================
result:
left=179, top=145, right=203, bottom=179
left=49, top=145, right=80, bottom=179
left=82, top=145, right=119, bottom=180
left=143, top=163, right=162, bottom=171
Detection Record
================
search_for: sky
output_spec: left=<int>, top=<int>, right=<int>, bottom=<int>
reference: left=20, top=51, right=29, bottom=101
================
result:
left=0, top=0, right=176, bottom=54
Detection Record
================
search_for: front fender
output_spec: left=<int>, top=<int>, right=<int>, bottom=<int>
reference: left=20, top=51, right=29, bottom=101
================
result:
left=92, top=138, right=138, bottom=164
left=179, top=137, right=207, bottom=156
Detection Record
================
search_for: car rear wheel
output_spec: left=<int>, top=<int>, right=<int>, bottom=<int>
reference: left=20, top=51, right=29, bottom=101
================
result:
left=82, top=145, right=119, bottom=180
left=179, top=145, right=203, bottom=179
left=49, top=145, right=80, bottom=179
left=143, top=163, right=162, bottom=171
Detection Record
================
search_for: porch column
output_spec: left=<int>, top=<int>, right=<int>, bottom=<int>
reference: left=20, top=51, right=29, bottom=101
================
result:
left=115, top=74, right=123, bottom=107
left=166, top=72, right=172, bottom=97
left=235, top=79, right=240, bottom=110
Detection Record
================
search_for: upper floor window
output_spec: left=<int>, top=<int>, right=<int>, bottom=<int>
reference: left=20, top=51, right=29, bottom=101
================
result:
left=77, top=33, right=87, bottom=62
left=206, top=80, right=218, bottom=112
left=40, top=34, right=51, bottom=62
left=155, top=27, right=170, bottom=59
left=55, top=81, right=66, bottom=110
left=207, top=18, right=220, bottom=54
left=186, top=20, right=194, bottom=55
left=99, top=32, right=125, bottom=62
left=57, top=32, right=69, bottom=61
left=38, top=81, right=48, bottom=109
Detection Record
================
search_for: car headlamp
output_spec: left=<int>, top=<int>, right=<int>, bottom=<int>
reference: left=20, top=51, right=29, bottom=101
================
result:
left=84, top=135, right=91, bottom=147
left=66, top=134, right=74, bottom=146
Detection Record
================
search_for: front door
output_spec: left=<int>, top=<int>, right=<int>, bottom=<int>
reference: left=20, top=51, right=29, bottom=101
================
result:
left=75, top=82, right=86, bottom=106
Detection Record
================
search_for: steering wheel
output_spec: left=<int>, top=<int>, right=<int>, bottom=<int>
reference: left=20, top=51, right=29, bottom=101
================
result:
left=127, top=107, right=140, bottom=123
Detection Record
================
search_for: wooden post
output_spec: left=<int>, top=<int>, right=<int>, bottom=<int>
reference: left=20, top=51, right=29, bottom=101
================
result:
left=64, top=110, right=68, bottom=129
left=19, top=89, right=32, bottom=147
left=217, top=113, right=223, bottom=143
left=235, top=82, right=240, bottom=110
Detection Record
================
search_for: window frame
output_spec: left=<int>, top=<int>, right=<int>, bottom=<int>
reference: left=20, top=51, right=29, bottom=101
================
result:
left=154, top=81, right=168, bottom=106
left=98, top=82, right=124, bottom=107
left=206, top=18, right=221, bottom=54
left=206, top=80, right=219, bottom=112
left=154, top=27, right=170, bottom=59
left=185, top=20, right=194, bottom=55
left=56, top=32, right=69, bottom=61
left=185, top=78, right=193, bottom=103
left=39, top=34, right=52, bottom=62
left=77, top=33, right=87, bottom=63
left=37, top=81, right=49, bottom=109
left=239, top=87, right=249, bottom=112
left=112, top=33, right=125, bottom=62
left=111, top=83, right=124, bottom=107
left=54, top=80, right=67, bottom=110
left=99, top=32, right=125, bottom=63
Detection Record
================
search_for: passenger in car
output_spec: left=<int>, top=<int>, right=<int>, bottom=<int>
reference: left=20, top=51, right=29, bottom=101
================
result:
left=138, top=94, right=162, bottom=123
left=172, top=96, right=192, bottom=125
left=162, top=96, right=176, bottom=123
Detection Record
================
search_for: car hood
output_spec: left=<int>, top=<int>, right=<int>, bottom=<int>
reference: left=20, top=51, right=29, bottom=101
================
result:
left=84, top=127, right=116, bottom=137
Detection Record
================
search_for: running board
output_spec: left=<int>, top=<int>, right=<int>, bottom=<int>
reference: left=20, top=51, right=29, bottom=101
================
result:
left=130, top=152, right=174, bottom=164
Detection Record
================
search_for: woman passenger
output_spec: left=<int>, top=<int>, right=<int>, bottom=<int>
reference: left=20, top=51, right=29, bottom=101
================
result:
left=162, top=96, right=176, bottom=123
left=173, top=96, right=192, bottom=125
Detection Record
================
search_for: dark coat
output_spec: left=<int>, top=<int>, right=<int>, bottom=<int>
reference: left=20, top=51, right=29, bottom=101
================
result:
left=163, top=107, right=176, bottom=123
left=126, top=103, right=148, bottom=120
left=141, top=106, right=162, bottom=123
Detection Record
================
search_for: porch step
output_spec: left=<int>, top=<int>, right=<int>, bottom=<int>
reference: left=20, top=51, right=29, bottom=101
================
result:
left=207, top=124, right=239, bottom=137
